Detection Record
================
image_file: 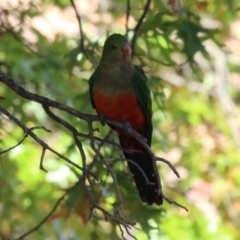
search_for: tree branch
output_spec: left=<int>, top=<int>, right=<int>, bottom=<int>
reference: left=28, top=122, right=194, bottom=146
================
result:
left=0, top=126, right=50, bottom=154
left=12, top=184, right=76, bottom=240
left=69, top=0, right=95, bottom=65
left=125, top=0, right=131, bottom=35
left=0, top=71, right=185, bottom=208
left=131, top=0, right=151, bottom=57
left=0, top=71, right=187, bottom=240
left=70, top=0, right=85, bottom=51
left=0, top=106, right=92, bottom=176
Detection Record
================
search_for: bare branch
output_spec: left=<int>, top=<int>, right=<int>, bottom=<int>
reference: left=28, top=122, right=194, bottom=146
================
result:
left=118, top=223, right=138, bottom=240
left=156, top=157, right=180, bottom=178
left=0, top=106, right=89, bottom=176
left=0, top=71, right=187, bottom=239
left=0, top=126, right=51, bottom=155
left=69, top=0, right=95, bottom=65
left=124, top=224, right=138, bottom=240
left=13, top=185, right=75, bottom=240
left=70, top=0, right=85, bottom=51
left=0, top=71, right=94, bottom=121
left=162, top=193, right=188, bottom=212
left=0, top=71, right=183, bottom=204
left=125, top=0, right=131, bottom=35
left=42, top=104, right=88, bottom=181
left=40, top=147, right=48, bottom=172
left=0, top=131, right=28, bottom=154
left=87, top=121, right=125, bottom=211
left=107, top=158, right=154, bottom=186
left=131, top=0, right=151, bottom=56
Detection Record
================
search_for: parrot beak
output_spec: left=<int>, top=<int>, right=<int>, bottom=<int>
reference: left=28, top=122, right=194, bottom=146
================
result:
left=122, top=44, right=132, bottom=57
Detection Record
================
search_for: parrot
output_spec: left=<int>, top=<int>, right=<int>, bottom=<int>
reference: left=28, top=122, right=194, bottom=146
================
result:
left=89, top=33, right=162, bottom=205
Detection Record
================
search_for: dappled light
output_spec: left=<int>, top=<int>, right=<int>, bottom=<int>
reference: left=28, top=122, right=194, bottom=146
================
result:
left=1, top=0, right=240, bottom=239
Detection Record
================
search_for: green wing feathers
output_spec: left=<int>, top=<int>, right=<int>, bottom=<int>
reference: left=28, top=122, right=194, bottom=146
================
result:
left=131, top=66, right=153, bottom=146
left=88, top=67, right=99, bottom=108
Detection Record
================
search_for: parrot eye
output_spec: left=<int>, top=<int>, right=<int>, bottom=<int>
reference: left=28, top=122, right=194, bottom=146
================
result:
left=111, top=44, right=117, bottom=50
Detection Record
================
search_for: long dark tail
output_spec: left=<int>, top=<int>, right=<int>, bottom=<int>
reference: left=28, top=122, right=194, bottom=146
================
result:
left=121, top=141, right=163, bottom=205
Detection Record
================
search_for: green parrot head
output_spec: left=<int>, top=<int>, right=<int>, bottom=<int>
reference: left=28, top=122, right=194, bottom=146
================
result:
left=100, top=33, right=132, bottom=63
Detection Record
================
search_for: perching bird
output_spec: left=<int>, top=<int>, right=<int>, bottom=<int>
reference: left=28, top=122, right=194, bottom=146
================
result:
left=89, top=33, right=162, bottom=205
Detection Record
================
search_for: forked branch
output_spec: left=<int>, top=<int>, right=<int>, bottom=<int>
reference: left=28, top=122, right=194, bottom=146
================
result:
left=0, top=71, right=187, bottom=240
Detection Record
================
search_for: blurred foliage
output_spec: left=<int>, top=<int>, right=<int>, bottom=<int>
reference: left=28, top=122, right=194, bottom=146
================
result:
left=1, top=0, right=240, bottom=239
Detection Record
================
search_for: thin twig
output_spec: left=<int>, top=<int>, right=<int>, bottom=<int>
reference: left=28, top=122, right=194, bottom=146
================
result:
left=39, top=147, right=48, bottom=172
left=69, top=0, right=95, bottom=65
left=131, top=0, right=151, bottom=56
left=125, top=0, right=131, bottom=35
left=118, top=223, right=126, bottom=240
left=70, top=0, right=84, bottom=51
left=0, top=126, right=50, bottom=154
left=42, top=104, right=88, bottom=179
left=156, top=157, right=180, bottom=178
left=1, top=71, right=187, bottom=217
left=125, top=224, right=138, bottom=240
left=0, top=135, right=27, bottom=154
left=13, top=186, right=74, bottom=240
left=0, top=106, right=89, bottom=176
left=92, top=134, right=142, bottom=154
left=107, top=158, right=154, bottom=186
left=162, top=193, right=188, bottom=212
left=40, top=105, right=128, bottom=228
left=87, top=121, right=124, bottom=211
left=84, top=180, right=136, bottom=230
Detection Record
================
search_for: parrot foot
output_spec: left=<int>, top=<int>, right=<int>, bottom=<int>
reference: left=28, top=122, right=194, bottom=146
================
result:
left=99, top=114, right=107, bottom=126
left=122, top=121, right=132, bottom=134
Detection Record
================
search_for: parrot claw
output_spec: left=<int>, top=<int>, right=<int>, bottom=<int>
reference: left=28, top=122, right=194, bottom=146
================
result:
left=122, top=121, right=131, bottom=134
left=99, top=114, right=107, bottom=126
